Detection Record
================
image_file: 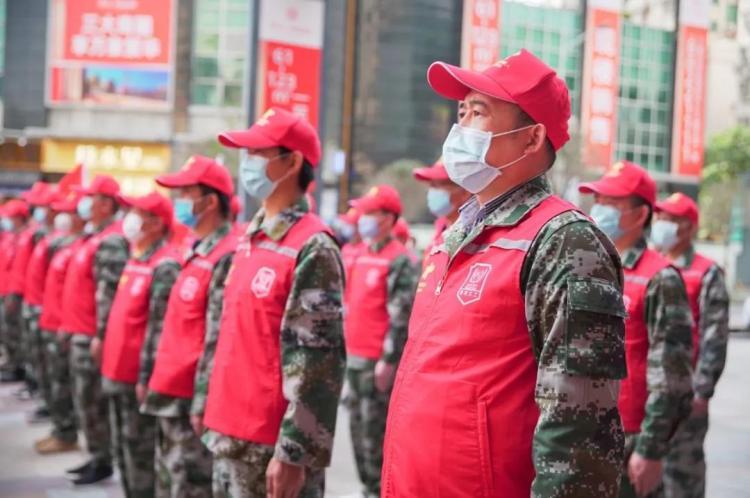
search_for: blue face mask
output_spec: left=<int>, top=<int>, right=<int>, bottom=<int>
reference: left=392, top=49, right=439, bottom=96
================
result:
left=77, top=197, right=93, bottom=221
left=338, top=222, right=355, bottom=242
left=427, top=188, right=453, bottom=218
left=590, top=203, right=624, bottom=241
left=358, top=214, right=380, bottom=240
left=240, top=154, right=288, bottom=200
left=174, top=198, right=198, bottom=228
left=33, top=207, right=47, bottom=223
left=0, top=217, right=13, bottom=232
left=650, top=219, right=679, bottom=252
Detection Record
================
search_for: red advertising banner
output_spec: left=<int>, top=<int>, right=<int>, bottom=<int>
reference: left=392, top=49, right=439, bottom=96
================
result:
left=461, top=0, right=502, bottom=71
left=671, top=0, right=710, bottom=178
left=47, top=0, right=173, bottom=108
left=256, top=0, right=324, bottom=128
left=581, top=2, right=622, bottom=169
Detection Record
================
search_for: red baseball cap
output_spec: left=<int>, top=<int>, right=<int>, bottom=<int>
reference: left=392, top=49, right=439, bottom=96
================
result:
left=427, top=49, right=571, bottom=151
left=655, top=192, right=699, bottom=225
left=22, top=182, right=54, bottom=205
left=338, top=207, right=360, bottom=226
left=413, top=159, right=450, bottom=182
left=352, top=185, right=402, bottom=216
left=118, top=192, right=174, bottom=229
left=156, top=155, right=234, bottom=197
left=51, top=191, right=83, bottom=213
left=218, top=107, right=322, bottom=167
left=230, top=195, right=242, bottom=217
left=1, top=199, right=30, bottom=218
left=393, top=217, right=411, bottom=242
left=75, top=175, right=121, bottom=198
left=578, top=160, right=657, bottom=206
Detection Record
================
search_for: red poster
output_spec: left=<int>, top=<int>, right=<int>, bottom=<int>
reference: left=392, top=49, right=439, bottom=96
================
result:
left=257, top=41, right=322, bottom=129
left=581, top=6, right=622, bottom=169
left=672, top=26, right=708, bottom=177
left=461, top=0, right=502, bottom=71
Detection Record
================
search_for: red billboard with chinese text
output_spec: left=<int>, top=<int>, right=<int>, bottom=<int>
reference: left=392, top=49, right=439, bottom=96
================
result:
left=47, top=0, right=173, bottom=108
left=461, top=0, right=502, bottom=71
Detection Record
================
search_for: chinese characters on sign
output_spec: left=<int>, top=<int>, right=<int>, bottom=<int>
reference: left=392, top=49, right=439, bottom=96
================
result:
left=581, top=0, right=622, bottom=169
left=461, top=0, right=502, bottom=71
left=69, top=12, right=163, bottom=62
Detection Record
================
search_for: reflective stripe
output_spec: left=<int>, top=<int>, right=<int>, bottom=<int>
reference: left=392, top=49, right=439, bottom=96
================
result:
left=192, top=259, right=215, bottom=271
left=355, top=255, right=391, bottom=266
left=491, top=238, right=532, bottom=252
left=256, top=240, right=299, bottom=259
left=625, top=274, right=650, bottom=286
left=123, top=264, right=152, bottom=276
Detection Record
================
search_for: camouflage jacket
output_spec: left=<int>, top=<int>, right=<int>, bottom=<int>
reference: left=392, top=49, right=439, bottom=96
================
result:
left=673, top=245, right=729, bottom=400
left=202, top=199, right=346, bottom=470
left=94, top=218, right=130, bottom=339
left=102, top=236, right=180, bottom=394
left=347, top=236, right=418, bottom=369
left=142, top=221, right=234, bottom=418
left=439, top=176, right=627, bottom=497
left=621, top=238, right=693, bottom=459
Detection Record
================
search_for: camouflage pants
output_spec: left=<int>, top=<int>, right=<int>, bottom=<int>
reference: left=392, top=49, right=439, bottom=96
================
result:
left=346, top=366, right=390, bottom=498
left=2, top=294, right=23, bottom=371
left=155, top=415, right=213, bottom=498
left=70, top=334, right=112, bottom=465
left=109, top=387, right=157, bottom=498
left=620, top=433, right=665, bottom=498
left=212, top=448, right=325, bottom=498
left=663, top=412, right=709, bottom=498
left=43, top=330, right=78, bottom=443
left=23, top=304, right=49, bottom=404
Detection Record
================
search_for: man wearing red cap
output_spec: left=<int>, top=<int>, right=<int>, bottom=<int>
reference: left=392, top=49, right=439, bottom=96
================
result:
left=334, top=207, right=363, bottom=283
left=412, top=158, right=472, bottom=259
left=101, top=192, right=181, bottom=498
left=202, top=107, right=345, bottom=498
left=344, top=185, right=417, bottom=498
left=652, top=193, right=729, bottom=498
left=60, top=174, right=129, bottom=485
left=35, top=192, right=88, bottom=455
left=0, top=199, right=31, bottom=384
left=142, top=156, right=238, bottom=498
left=382, top=49, right=628, bottom=498
left=579, top=161, right=693, bottom=498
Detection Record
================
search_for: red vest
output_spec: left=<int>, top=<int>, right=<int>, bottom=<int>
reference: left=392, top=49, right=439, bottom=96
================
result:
left=148, top=232, right=239, bottom=398
left=203, top=213, right=332, bottom=444
left=341, top=241, right=364, bottom=284
left=7, top=225, right=39, bottom=296
left=382, top=196, right=575, bottom=498
left=40, top=237, right=84, bottom=331
left=24, top=231, right=60, bottom=306
left=101, top=243, right=180, bottom=385
left=59, top=223, right=123, bottom=336
left=679, top=252, right=715, bottom=367
left=344, top=238, right=409, bottom=360
left=618, top=248, right=672, bottom=433
left=0, top=232, right=17, bottom=297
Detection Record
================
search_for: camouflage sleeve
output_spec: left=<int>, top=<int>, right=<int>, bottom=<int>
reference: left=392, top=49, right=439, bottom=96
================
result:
left=190, top=253, right=233, bottom=416
left=275, top=232, right=345, bottom=469
left=693, top=265, right=730, bottom=399
left=94, top=234, right=130, bottom=339
left=138, top=259, right=181, bottom=385
left=382, top=254, right=417, bottom=364
left=524, top=214, right=627, bottom=498
left=637, top=266, right=694, bottom=459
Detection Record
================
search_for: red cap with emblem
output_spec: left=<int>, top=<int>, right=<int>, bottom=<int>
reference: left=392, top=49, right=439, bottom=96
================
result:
left=22, top=182, right=55, bottom=205
left=118, top=192, right=174, bottom=229
left=655, top=192, right=699, bottom=225
left=578, top=160, right=657, bottom=206
left=51, top=191, right=83, bottom=213
left=413, top=158, right=450, bottom=182
left=427, top=49, right=571, bottom=151
left=218, top=107, right=322, bottom=167
left=1, top=199, right=30, bottom=218
left=75, top=175, right=121, bottom=198
left=156, top=155, right=234, bottom=197
left=351, top=184, right=402, bottom=216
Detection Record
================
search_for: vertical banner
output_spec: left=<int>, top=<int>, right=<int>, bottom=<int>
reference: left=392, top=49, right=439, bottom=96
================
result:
left=580, top=0, right=622, bottom=169
left=256, top=0, right=324, bottom=128
left=671, top=0, right=710, bottom=178
left=461, top=0, right=502, bottom=71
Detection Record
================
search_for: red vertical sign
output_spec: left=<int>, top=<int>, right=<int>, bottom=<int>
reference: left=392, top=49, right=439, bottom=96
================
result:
left=581, top=1, right=622, bottom=169
left=461, top=0, right=502, bottom=71
left=256, top=0, right=324, bottom=128
left=672, top=0, right=710, bottom=178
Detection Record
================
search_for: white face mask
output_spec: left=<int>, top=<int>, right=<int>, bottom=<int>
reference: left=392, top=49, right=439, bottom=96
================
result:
left=651, top=219, right=680, bottom=252
left=122, top=212, right=145, bottom=243
left=54, top=213, right=73, bottom=233
left=441, top=124, right=532, bottom=194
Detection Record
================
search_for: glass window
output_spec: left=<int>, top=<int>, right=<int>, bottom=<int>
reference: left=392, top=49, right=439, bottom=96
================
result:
left=191, top=0, right=249, bottom=107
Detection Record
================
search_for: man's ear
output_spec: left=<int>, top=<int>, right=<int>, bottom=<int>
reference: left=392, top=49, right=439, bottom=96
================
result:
left=524, top=124, right=547, bottom=155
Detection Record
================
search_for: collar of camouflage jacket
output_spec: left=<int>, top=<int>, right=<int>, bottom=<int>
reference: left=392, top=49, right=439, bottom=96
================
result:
left=194, top=221, right=233, bottom=258
left=249, top=196, right=310, bottom=242
left=620, top=236, right=648, bottom=269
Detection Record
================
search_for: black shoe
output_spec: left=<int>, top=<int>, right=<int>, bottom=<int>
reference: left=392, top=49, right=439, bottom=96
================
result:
left=0, top=367, right=25, bottom=383
left=72, top=463, right=113, bottom=485
left=66, top=459, right=94, bottom=475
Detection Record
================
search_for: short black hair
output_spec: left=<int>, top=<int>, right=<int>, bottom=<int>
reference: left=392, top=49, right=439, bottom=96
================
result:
left=630, top=196, right=653, bottom=229
left=515, top=109, right=556, bottom=168
left=199, top=184, right=230, bottom=219
left=278, top=146, right=315, bottom=192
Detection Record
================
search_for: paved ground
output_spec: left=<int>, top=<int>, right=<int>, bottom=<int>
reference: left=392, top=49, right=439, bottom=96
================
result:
left=2, top=335, right=749, bottom=498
